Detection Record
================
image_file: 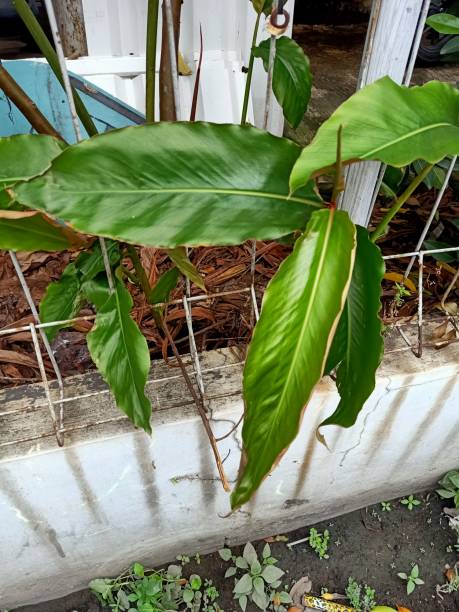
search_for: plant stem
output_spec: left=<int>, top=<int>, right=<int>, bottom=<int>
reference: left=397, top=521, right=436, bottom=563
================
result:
left=145, top=0, right=159, bottom=123
left=241, top=12, right=261, bottom=126
left=126, top=245, right=230, bottom=492
left=371, top=163, right=435, bottom=243
left=13, top=0, right=98, bottom=137
left=0, top=63, right=65, bottom=141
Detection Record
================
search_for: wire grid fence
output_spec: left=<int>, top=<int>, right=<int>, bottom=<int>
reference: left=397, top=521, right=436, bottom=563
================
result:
left=0, top=1, right=458, bottom=453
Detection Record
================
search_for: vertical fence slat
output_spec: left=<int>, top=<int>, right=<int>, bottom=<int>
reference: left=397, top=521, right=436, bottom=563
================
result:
left=339, top=0, right=428, bottom=225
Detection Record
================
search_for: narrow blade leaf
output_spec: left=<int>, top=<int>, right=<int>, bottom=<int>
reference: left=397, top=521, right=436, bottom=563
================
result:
left=290, top=78, right=459, bottom=192
left=150, top=268, right=181, bottom=305
left=320, top=226, right=384, bottom=429
left=167, top=247, right=206, bottom=290
left=253, top=37, right=312, bottom=128
left=14, top=123, right=322, bottom=248
left=231, top=209, right=356, bottom=508
left=85, top=278, right=152, bottom=433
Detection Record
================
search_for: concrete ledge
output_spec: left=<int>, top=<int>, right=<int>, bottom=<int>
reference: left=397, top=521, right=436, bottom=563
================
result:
left=0, top=326, right=458, bottom=608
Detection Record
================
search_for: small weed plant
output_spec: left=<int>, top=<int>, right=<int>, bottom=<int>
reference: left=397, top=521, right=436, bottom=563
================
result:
left=306, top=528, right=330, bottom=559
left=89, top=562, right=220, bottom=612
left=380, top=502, right=392, bottom=512
left=397, top=564, right=424, bottom=595
left=345, top=577, right=377, bottom=612
left=400, top=495, right=421, bottom=511
left=219, top=542, right=291, bottom=611
left=437, top=470, right=459, bottom=508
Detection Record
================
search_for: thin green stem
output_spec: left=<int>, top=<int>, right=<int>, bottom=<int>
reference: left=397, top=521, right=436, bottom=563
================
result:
left=145, top=0, right=160, bottom=123
left=331, top=125, right=343, bottom=206
left=126, top=245, right=152, bottom=297
left=371, top=163, right=435, bottom=243
left=241, top=12, right=261, bottom=126
left=13, top=0, right=98, bottom=137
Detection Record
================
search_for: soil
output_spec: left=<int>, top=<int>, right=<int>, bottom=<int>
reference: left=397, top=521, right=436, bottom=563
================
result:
left=12, top=492, right=459, bottom=612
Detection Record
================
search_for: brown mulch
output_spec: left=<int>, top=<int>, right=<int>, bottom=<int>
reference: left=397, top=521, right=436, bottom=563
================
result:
left=0, top=186, right=457, bottom=389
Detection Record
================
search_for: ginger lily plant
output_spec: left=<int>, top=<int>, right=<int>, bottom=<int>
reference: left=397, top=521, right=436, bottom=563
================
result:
left=1, top=2, right=459, bottom=510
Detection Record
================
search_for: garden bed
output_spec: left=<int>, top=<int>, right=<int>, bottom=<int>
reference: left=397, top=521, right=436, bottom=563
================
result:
left=12, top=491, right=459, bottom=612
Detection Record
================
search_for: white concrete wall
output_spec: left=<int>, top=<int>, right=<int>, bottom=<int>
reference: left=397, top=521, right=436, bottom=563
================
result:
left=0, top=330, right=458, bottom=609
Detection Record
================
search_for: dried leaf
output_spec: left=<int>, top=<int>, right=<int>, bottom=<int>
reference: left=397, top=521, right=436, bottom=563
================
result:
left=383, top=272, right=416, bottom=293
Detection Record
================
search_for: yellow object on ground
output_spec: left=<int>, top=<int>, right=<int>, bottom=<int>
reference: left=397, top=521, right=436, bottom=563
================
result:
left=303, top=596, right=355, bottom=611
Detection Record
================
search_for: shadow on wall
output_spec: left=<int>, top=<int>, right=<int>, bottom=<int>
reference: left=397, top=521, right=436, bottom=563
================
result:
left=294, top=0, right=371, bottom=24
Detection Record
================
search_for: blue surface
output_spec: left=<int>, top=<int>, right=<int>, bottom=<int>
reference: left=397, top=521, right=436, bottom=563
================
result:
left=0, top=60, right=145, bottom=141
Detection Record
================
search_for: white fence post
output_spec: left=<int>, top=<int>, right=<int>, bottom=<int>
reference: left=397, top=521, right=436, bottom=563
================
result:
left=339, top=0, right=430, bottom=226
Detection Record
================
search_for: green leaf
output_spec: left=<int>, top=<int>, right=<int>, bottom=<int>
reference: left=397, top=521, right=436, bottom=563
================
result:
left=239, top=594, right=248, bottom=612
left=225, top=566, right=237, bottom=578
left=14, top=123, right=322, bottom=248
left=243, top=542, right=258, bottom=566
left=190, top=574, right=202, bottom=590
left=39, top=262, right=84, bottom=342
left=75, top=240, right=120, bottom=281
left=412, top=159, right=446, bottom=190
left=183, top=589, right=194, bottom=603
left=0, top=134, right=65, bottom=189
left=88, top=578, right=112, bottom=598
left=167, top=247, right=205, bottom=290
left=231, top=209, right=356, bottom=508
left=440, top=36, right=459, bottom=55
left=397, top=573, right=408, bottom=580
left=0, top=215, right=76, bottom=251
left=150, top=267, right=181, bottom=306
left=251, top=560, right=262, bottom=575
left=253, top=37, right=312, bottom=129
left=234, top=574, right=253, bottom=595
left=426, top=13, right=459, bottom=35
left=423, top=240, right=458, bottom=263
left=236, top=556, right=249, bottom=570
left=261, top=565, right=284, bottom=585
left=218, top=548, right=233, bottom=562
left=253, top=576, right=265, bottom=596
left=290, top=77, right=459, bottom=192
left=251, top=0, right=265, bottom=13
left=252, top=589, right=269, bottom=611
left=449, top=473, right=459, bottom=488
left=320, top=226, right=384, bottom=429
left=133, top=563, right=145, bottom=577
left=414, top=578, right=424, bottom=585
left=85, top=277, right=152, bottom=433
left=407, top=580, right=415, bottom=595
left=412, top=565, right=419, bottom=578
left=437, top=488, right=456, bottom=498
left=167, top=564, right=182, bottom=578
left=262, top=543, right=271, bottom=560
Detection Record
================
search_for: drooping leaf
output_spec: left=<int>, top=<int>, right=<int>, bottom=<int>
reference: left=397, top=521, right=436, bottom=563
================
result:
left=426, top=13, right=459, bottom=35
left=320, top=226, right=384, bottom=429
left=0, top=134, right=65, bottom=189
left=231, top=209, right=356, bottom=508
left=85, top=277, right=152, bottom=433
left=0, top=215, right=77, bottom=251
left=14, top=123, right=322, bottom=248
left=290, top=77, right=459, bottom=192
left=253, top=36, right=312, bottom=128
left=251, top=0, right=273, bottom=15
left=39, top=263, right=84, bottom=342
left=167, top=247, right=206, bottom=290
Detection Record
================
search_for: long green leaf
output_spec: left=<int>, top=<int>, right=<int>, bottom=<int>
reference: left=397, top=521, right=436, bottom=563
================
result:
left=0, top=134, right=65, bottom=189
left=85, top=277, right=152, bottom=433
left=253, top=37, right=312, bottom=129
left=14, top=123, right=322, bottom=248
left=320, top=226, right=384, bottom=429
left=290, top=77, right=459, bottom=192
left=150, top=268, right=181, bottom=305
left=0, top=215, right=74, bottom=251
left=231, top=209, right=356, bottom=508
left=426, top=13, right=459, bottom=34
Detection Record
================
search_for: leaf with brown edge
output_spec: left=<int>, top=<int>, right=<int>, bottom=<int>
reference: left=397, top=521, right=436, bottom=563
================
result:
left=231, top=209, right=356, bottom=508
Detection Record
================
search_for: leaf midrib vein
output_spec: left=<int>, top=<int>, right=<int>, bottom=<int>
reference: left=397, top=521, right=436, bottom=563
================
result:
left=362, top=122, right=452, bottom=159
